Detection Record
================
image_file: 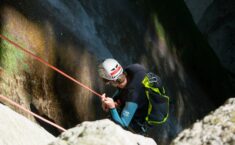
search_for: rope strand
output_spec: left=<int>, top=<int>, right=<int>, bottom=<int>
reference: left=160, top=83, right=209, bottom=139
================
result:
left=0, top=34, right=102, bottom=98
left=0, top=94, right=66, bottom=132
left=0, top=34, right=104, bottom=133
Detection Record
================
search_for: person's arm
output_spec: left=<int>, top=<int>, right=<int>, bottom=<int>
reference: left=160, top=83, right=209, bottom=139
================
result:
left=101, top=93, right=120, bottom=112
left=101, top=94, right=138, bottom=127
left=110, top=102, right=138, bottom=127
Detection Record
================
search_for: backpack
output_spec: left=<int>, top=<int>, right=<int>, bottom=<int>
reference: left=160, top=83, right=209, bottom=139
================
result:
left=142, top=72, right=170, bottom=125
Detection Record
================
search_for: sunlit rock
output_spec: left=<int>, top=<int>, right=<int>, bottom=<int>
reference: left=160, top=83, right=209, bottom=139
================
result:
left=49, top=119, right=157, bottom=145
left=0, top=104, right=55, bottom=145
left=171, top=98, right=235, bottom=145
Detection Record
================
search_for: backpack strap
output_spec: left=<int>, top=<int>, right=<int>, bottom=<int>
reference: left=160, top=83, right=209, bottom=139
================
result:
left=142, top=72, right=170, bottom=125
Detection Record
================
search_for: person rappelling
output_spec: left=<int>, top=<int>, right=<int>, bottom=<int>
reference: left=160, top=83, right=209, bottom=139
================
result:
left=0, top=33, right=179, bottom=142
left=98, top=58, right=178, bottom=137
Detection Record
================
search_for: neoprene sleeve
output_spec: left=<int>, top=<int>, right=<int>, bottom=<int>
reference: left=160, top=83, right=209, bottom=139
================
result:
left=110, top=102, right=138, bottom=127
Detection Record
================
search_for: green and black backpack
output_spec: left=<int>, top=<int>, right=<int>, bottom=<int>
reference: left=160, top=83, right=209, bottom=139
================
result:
left=142, top=72, right=170, bottom=125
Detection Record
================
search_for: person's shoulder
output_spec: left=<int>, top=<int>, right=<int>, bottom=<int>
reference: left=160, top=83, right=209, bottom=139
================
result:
left=125, top=63, right=146, bottom=71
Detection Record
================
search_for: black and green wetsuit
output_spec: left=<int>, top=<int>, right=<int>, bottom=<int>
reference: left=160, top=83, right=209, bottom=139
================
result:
left=110, top=64, right=169, bottom=133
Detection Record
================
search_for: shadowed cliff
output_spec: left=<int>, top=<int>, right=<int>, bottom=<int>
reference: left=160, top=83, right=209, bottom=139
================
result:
left=0, top=0, right=234, bottom=144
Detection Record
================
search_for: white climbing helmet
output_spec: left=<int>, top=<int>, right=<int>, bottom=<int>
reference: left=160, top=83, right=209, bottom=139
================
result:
left=98, top=58, right=123, bottom=81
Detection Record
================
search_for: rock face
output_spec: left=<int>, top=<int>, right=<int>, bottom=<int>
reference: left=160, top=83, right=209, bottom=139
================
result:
left=1, top=0, right=234, bottom=144
left=198, top=0, right=235, bottom=74
left=171, top=98, right=235, bottom=145
left=184, top=0, right=214, bottom=24
left=185, top=0, right=235, bottom=74
left=49, top=119, right=157, bottom=145
left=0, top=103, right=55, bottom=145
left=0, top=103, right=156, bottom=145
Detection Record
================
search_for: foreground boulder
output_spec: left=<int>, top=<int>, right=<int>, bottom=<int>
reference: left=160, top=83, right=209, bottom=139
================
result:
left=49, top=119, right=157, bottom=145
left=0, top=103, right=55, bottom=145
left=172, top=98, right=235, bottom=145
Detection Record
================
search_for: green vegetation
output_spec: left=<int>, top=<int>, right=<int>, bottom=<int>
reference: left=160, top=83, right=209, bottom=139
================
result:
left=0, top=31, right=28, bottom=75
left=152, top=15, right=166, bottom=40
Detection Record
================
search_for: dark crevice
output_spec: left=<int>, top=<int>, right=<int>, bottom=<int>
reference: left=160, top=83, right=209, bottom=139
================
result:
left=30, top=103, right=61, bottom=136
left=141, top=0, right=234, bottom=106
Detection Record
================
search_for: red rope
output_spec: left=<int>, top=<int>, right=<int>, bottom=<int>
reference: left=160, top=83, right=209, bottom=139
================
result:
left=0, top=34, right=104, bottom=133
left=0, top=34, right=102, bottom=98
left=0, top=94, right=66, bottom=132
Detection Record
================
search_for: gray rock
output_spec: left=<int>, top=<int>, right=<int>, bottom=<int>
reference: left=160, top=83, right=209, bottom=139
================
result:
left=0, top=104, right=55, bottom=145
left=184, top=0, right=214, bottom=24
left=49, top=119, right=157, bottom=145
left=171, top=98, right=235, bottom=145
left=185, top=0, right=235, bottom=74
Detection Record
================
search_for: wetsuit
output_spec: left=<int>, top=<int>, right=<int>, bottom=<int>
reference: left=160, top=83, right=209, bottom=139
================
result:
left=110, top=64, right=181, bottom=141
left=110, top=64, right=149, bottom=132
